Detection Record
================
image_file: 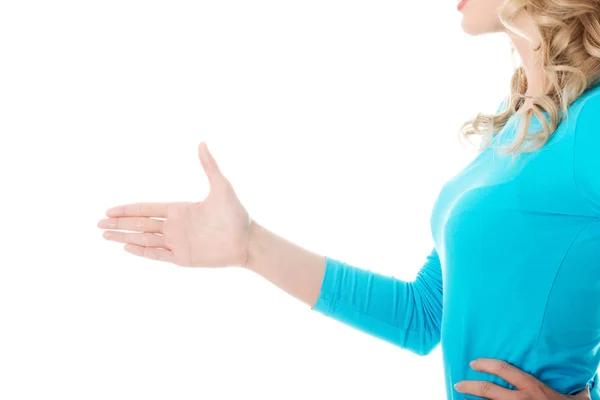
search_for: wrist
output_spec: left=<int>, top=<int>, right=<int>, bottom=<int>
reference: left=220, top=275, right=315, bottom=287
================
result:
left=241, top=218, right=258, bottom=269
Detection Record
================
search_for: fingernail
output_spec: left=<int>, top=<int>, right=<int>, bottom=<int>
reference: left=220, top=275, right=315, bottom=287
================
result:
left=103, top=231, right=111, bottom=238
left=454, top=382, right=461, bottom=391
left=469, top=360, right=476, bottom=368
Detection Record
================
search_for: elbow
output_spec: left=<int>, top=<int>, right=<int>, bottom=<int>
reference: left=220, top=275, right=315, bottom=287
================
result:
left=409, top=331, right=441, bottom=356
left=386, top=325, right=440, bottom=356
left=416, top=340, right=440, bottom=356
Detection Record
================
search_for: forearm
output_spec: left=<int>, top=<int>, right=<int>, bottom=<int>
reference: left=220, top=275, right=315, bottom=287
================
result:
left=242, top=220, right=327, bottom=308
left=241, top=220, right=443, bottom=355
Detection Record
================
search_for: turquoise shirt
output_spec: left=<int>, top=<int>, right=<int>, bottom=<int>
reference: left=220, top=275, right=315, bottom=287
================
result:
left=312, top=84, right=600, bottom=400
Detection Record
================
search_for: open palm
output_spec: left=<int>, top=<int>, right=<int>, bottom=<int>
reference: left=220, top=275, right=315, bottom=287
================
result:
left=98, top=142, right=252, bottom=268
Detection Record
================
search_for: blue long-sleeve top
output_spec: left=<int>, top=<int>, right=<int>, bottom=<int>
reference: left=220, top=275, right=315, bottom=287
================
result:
left=312, top=84, right=600, bottom=400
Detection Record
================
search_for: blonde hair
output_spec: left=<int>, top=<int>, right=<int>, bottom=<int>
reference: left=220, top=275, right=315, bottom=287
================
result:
left=458, top=0, right=600, bottom=156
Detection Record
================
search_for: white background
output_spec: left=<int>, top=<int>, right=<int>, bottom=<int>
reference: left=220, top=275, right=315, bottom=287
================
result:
left=0, top=1, right=516, bottom=399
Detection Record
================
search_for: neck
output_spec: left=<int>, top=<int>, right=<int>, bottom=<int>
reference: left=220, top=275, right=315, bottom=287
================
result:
left=506, top=10, right=545, bottom=97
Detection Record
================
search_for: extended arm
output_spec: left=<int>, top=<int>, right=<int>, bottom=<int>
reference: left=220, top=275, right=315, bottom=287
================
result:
left=242, top=220, right=443, bottom=357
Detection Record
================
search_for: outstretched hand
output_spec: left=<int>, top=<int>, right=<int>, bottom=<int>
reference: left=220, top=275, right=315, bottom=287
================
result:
left=454, top=358, right=591, bottom=400
left=97, top=142, right=253, bottom=268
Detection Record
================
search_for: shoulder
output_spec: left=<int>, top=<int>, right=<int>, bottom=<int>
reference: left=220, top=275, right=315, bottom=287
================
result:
left=572, top=84, right=600, bottom=217
left=572, top=84, right=600, bottom=145
left=571, top=83, right=600, bottom=122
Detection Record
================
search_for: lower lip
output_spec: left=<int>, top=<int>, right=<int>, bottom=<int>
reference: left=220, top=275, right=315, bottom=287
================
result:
left=457, top=0, right=468, bottom=11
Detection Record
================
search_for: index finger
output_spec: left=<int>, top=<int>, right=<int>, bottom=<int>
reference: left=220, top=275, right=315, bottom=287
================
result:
left=106, top=202, right=169, bottom=218
left=470, top=358, right=540, bottom=390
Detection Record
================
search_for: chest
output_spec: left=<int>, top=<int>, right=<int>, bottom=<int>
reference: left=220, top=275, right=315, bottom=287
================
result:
left=429, top=116, right=580, bottom=257
left=430, top=119, right=577, bottom=234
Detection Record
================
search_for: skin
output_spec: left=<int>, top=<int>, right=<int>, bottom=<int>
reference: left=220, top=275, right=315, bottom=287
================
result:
left=99, top=142, right=328, bottom=308
left=97, top=2, right=592, bottom=398
left=460, top=0, right=545, bottom=112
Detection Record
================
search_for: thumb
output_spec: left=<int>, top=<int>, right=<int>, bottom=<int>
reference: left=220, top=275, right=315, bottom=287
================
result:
left=570, top=384, right=591, bottom=399
left=198, top=141, right=226, bottom=190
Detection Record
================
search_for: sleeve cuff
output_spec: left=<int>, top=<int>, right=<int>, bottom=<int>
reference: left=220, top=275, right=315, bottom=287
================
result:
left=311, top=256, right=343, bottom=314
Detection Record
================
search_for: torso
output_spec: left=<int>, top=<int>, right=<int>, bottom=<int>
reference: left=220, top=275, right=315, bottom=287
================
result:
left=430, top=86, right=600, bottom=400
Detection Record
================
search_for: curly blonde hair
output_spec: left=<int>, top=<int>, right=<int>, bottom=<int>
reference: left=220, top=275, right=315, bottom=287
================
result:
left=458, top=0, right=600, bottom=156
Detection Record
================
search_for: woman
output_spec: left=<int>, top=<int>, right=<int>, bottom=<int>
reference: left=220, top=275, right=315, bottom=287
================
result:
left=97, top=0, right=600, bottom=399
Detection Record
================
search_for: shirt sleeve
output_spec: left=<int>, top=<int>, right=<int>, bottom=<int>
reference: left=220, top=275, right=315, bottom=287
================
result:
left=573, top=92, right=600, bottom=218
left=311, top=246, right=443, bottom=356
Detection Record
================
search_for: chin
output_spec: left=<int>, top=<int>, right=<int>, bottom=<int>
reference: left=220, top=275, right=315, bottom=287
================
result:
left=460, top=18, right=501, bottom=36
left=457, top=0, right=505, bottom=36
